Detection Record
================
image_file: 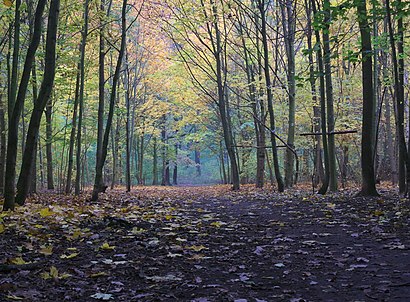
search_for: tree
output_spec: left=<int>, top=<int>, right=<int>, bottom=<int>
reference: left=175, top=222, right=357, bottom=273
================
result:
left=355, top=0, right=378, bottom=196
left=3, top=0, right=47, bottom=211
left=92, top=0, right=128, bottom=201
left=14, top=0, right=61, bottom=206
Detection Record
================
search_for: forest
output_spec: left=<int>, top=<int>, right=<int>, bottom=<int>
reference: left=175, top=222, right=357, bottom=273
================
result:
left=0, top=0, right=409, bottom=301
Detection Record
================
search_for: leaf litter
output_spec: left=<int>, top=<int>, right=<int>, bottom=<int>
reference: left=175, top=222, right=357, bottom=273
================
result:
left=0, top=185, right=409, bottom=301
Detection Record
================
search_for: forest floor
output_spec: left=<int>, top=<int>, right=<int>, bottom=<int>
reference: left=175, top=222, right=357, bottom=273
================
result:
left=0, top=184, right=410, bottom=302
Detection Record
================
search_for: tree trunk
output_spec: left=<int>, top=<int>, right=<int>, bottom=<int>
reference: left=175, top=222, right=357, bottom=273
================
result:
left=152, top=136, right=158, bottom=185
left=173, top=144, right=178, bottom=185
left=386, top=0, right=407, bottom=193
left=3, top=0, right=47, bottom=210
left=91, top=0, right=127, bottom=201
left=45, top=98, right=54, bottom=190
left=94, top=0, right=106, bottom=194
left=75, top=0, right=89, bottom=195
left=311, top=0, right=330, bottom=194
left=14, top=0, right=61, bottom=206
left=0, top=91, right=5, bottom=195
left=356, top=0, right=378, bottom=196
left=281, top=0, right=296, bottom=187
left=8, top=0, right=21, bottom=119
left=322, top=0, right=337, bottom=192
left=258, top=0, right=284, bottom=192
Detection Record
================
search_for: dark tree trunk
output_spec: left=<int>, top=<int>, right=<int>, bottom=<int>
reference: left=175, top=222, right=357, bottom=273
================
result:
left=0, top=91, right=5, bottom=195
left=258, top=0, right=284, bottom=192
left=3, top=0, right=47, bottom=210
left=356, top=0, right=378, bottom=196
left=75, top=0, right=89, bottom=195
left=311, top=0, right=330, bottom=194
left=45, top=98, right=54, bottom=190
left=281, top=0, right=296, bottom=187
left=8, top=0, right=21, bottom=119
left=94, top=0, right=106, bottom=194
left=194, top=148, right=201, bottom=177
left=173, top=144, right=178, bottom=185
left=91, top=0, right=127, bottom=201
left=386, top=0, right=407, bottom=194
left=152, top=136, right=158, bottom=185
left=14, top=0, right=61, bottom=206
left=322, top=0, right=337, bottom=192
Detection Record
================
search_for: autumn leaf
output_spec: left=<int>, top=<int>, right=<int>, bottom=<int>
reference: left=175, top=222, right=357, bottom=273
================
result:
left=39, top=207, right=54, bottom=217
left=3, top=0, right=12, bottom=8
left=0, top=224, right=5, bottom=234
left=39, top=245, right=53, bottom=256
left=6, top=295, right=24, bottom=301
left=99, top=242, right=115, bottom=250
left=10, top=257, right=30, bottom=265
left=60, top=252, right=79, bottom=259
left=188, top=245, right=207, bottom=252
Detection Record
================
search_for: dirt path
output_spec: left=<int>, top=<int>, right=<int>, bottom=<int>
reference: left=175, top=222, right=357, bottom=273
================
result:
left=0, top=186, right=409, bottom=301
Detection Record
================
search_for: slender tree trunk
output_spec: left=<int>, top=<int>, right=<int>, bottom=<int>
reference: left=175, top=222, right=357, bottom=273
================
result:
left=0, top=91, right=5, bottom=195
left=3, top=0, right=47, bottom=210
left=356, top=0, right=378, bottom=196
left=322, top=0, right=337, bottom=192
left=75, top=0, right=90, bottom=195
left=94, top=0, right=106, bottom=194
left=124, top=58, right=131, bottom=192
left=65, top=71, right=80, bottom=193
left=205, top=0, right=240, bottom=190
left=152, top=136, right=158, bottom=185
left=305, top=0, right=324, bottom=187
left=311, top=0, right=330, bottom=194
left=45, top=98, right=54, bottom=189
left=91, top=0, right=127, bottom=201
left=8, top=0, right=21, bottom=119
left=14, top=0, right=61, bottom=206
left=258, top=0, right=284, bottom=192
left=29, top=58, right=39, bottom=194
left=281, top=0, right=296, bottom=187
left=173, top=144, right=178, bottom=185
left=386, top=0, right=407, bottom=193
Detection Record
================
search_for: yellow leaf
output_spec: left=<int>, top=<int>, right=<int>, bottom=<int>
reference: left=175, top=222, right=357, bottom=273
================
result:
left=50, top=266, right=59, bottom=279
left=59, top=273, right=72, bottom=279
left=0, top=224, right=5, bottom=234
left=90, top=271, right=108, bottom=278
left=10, top=257, right=28, bottom=265
left=374, top=210, right=384, bottom=216
left=60, top=252, right=78, bottom=259
left=165, top=214, right=174, bottom=220
left=189, top=245, right=207, bottom=252
left=40, top=245, right=53, bottom=256
left=41, top=266, right=59, bottom=280
left=131, top=227, right=145, bottom=234
left=39, top=207, right=54, bottom=217
left=3, top=0, right=13, bottom=8
left=6, top=295, right=24, bottom=300
left=70, top=230, right=82, bottom=240
left=100, top=242, right=115, bottom=250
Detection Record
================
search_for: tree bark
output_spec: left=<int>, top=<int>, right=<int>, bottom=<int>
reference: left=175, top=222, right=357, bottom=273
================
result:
left=356, top=0, right=378, bottom=196
left=91, top=0, right=127, bottom=201
left=45, top=98, right=54, bottom=190
left=258, top=0, right=284, bottom=192
left=322, top=0, right=337, bottom=192
left=3, top=0, right=47, bottom=210
left=14, top=0, right=61, bottom=206
left=75, top=0, right=90, bottom=195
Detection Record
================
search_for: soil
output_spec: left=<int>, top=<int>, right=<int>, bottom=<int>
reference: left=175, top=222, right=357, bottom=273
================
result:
left=0, top=185, right=409, bottom=301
